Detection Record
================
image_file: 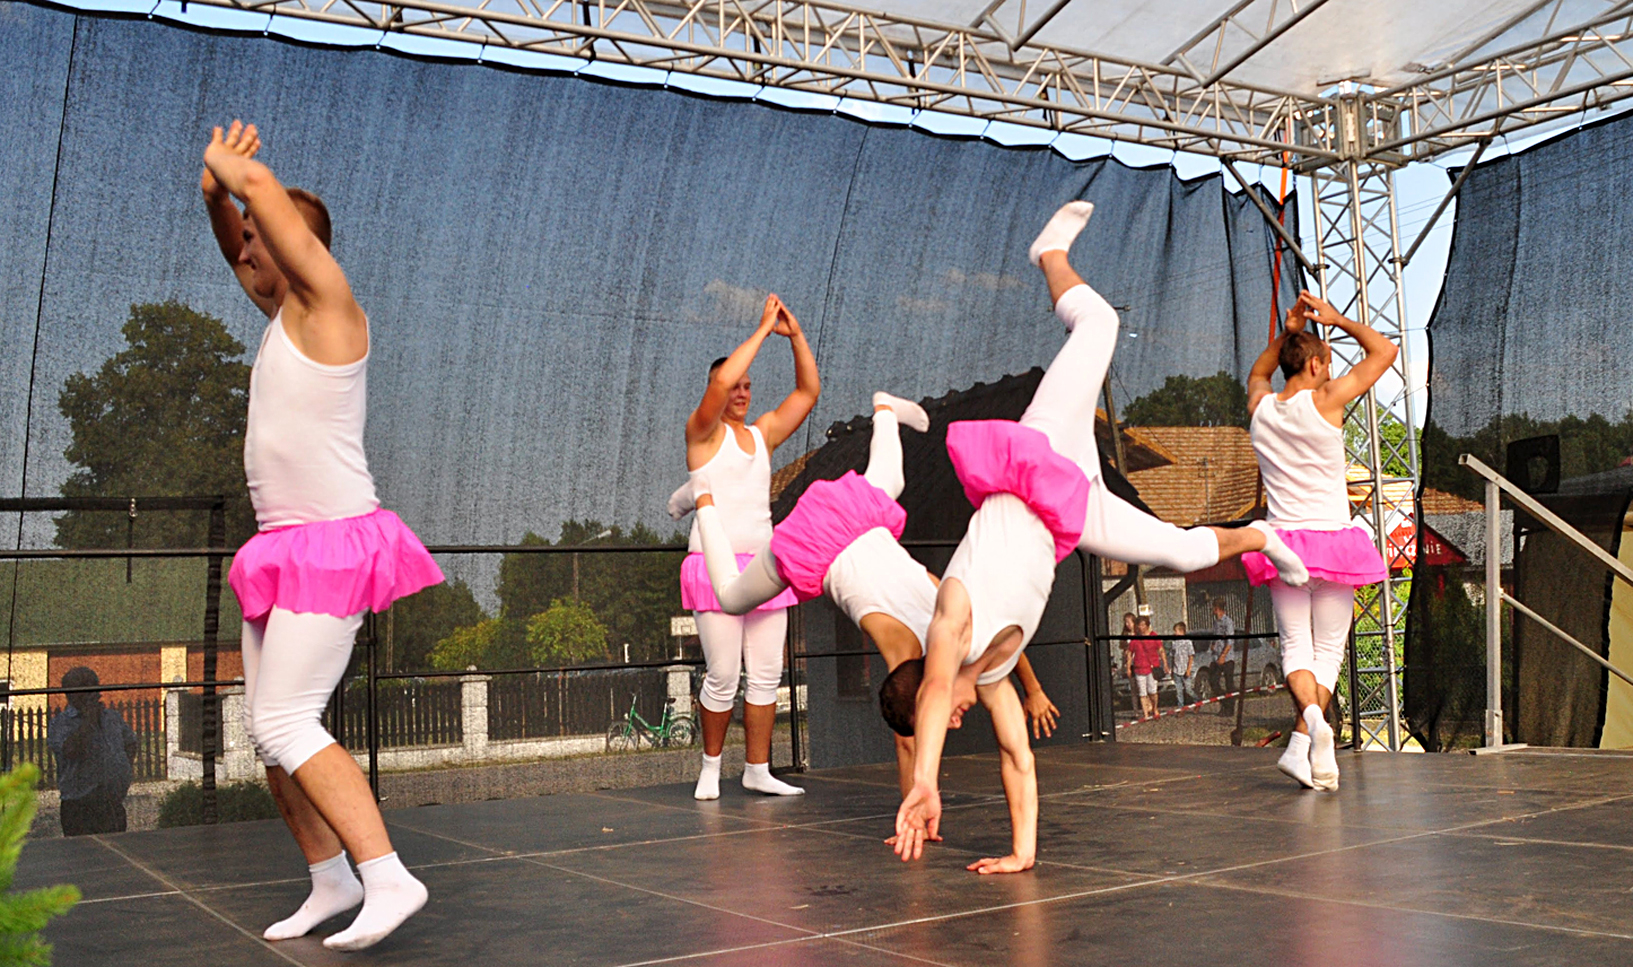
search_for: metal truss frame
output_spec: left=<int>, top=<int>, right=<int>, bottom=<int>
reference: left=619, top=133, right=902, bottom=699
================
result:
left=131, top=0, right=1633, bottom=748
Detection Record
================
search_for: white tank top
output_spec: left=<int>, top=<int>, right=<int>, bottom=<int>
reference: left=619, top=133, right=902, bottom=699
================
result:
left=1250, top=389, right=1350, bottom=530
left=244, top=310, right=379, bottom=530
left=687, top=425, right=773, bottom=554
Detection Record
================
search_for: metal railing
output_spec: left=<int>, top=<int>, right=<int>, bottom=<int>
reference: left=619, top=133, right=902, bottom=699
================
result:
left=1460, top=454, right=1633, bottom=749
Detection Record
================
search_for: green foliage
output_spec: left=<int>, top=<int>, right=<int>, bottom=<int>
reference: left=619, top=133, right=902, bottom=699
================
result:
left=428, top=519, right=686, bottom=671
left=55, top=301, right=255, bottom=548
left=0, top=765, right=79, bottom=967
left=429, top=619, right=507, bottom=672
left=527, top=598, right=610, bottom=665
left=385, top=578, right=486, bottom=672
left=156, top=780, right=280, bottom=828
left=1122, top=372, right=1249, bottom=428
left=1343, top=413, right=1416, bottom=479
left=1422, top=411, right=1633, bottom=500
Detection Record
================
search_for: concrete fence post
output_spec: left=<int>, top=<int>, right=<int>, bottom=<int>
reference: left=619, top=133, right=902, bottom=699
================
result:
left=666, top=665, right=693, bottom=718
left=462, top=675, right=490, bottom=759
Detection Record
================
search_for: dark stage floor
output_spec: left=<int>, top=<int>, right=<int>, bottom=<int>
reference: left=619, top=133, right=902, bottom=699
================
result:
left=23, top=743, right=1633, bottom=966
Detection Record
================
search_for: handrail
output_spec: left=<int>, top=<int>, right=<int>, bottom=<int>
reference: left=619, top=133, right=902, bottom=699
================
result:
left=1461, top=452, right=1633, bottom=748
left=1459, top=454, right=1633, bottom=588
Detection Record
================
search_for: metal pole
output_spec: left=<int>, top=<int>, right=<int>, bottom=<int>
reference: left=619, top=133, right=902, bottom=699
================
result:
left=200, top=498, right=225, bottom=824
left=1485, top=477, right=1502, bottom=747
left=367, top=612, right=380, bottom=798
left=785, top=606, right=805, bottom=772
left=1347, top=627, right=1361, bottom=750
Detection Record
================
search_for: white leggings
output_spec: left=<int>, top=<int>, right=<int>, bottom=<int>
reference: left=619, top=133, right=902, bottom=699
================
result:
left=1270, top=579, right=1355, bottom=692
left=697, top=410, right=907, bottom=616
left=695, top=609, right=788, bottom=713
left=241, top=607, right=362, bottom=773
left=1024, top=284, right=1220, bottom=573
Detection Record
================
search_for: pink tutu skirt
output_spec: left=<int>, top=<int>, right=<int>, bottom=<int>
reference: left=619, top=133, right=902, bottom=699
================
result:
left=680, top=553, right=800, bottom=612
left=946, top=420, right=1088, bottom=563
left=770, top=471, right=907, bottom=602
left=229, top=508, right=445, bottom=622
left=1242, top=525, right=1388, bottom=587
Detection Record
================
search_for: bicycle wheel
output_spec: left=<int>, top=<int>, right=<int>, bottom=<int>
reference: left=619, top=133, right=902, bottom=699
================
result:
left=664, top=716, right=696, bottom=748
left=606, top=721, right=640, bottom=753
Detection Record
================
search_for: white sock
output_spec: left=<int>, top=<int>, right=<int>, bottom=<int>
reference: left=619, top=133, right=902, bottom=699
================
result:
left=666, top=479, right=695, bottom=521
left=263, top=851, right=363, bottom=941
left=1306, top=705, right=1339, bottom=791
left=872, top=392, right=929, bottom=433
left=1276, top=732, right=1314, bottom=789
left=694, top=753, right=721, bottom=801
left=321, top=852, right=427, bottom=952
left=742, top=761, right=804, bottom=796
left=1028, top=201, right=1095, bottom=266
left=1249, top=521, right=1309, bottom=587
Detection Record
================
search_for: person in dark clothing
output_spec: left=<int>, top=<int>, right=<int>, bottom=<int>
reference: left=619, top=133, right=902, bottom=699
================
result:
left=47, top=668, right=137, bottom=836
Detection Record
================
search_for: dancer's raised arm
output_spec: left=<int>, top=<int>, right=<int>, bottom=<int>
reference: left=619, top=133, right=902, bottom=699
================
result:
left=1301, top=291, right=1399, bottom=419
left=202, top=121, right=365, bottom=365
left=200, top=122, right=274, bottom=318
left=754, top=300, right=820, bottom=451
left=1247, top=302, right=1302, bottom=412
left=686, top=294, right=781, bottom=454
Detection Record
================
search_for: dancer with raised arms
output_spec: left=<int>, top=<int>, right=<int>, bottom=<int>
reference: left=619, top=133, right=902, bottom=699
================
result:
left=675, top=392, right=1061, bottom=794
left=202, top=121, right=443, bottom=950
left=1245, top=292, right=1394, bottom=792
left=681, top=294, right=819, bottom=800
left=887, top=201, right=1311, bottom=874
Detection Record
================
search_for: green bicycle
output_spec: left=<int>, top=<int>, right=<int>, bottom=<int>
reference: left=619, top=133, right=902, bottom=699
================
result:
left=606, top=694, right=696, bottom=751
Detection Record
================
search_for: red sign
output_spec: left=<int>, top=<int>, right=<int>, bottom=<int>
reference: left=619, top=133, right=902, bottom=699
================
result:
left=1388, top=522, right=1417, bottom=571
left=1416, top=522, right=1467, bottom=567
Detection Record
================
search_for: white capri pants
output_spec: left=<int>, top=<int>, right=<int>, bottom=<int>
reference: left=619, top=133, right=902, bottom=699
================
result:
left=241, top=607, right=362, bottom=773
left=695, top=608, right=788, bottom=713
left=1270, top=579, right=1355, bottom=692
left=1023, top=284, right=1221, bottom=574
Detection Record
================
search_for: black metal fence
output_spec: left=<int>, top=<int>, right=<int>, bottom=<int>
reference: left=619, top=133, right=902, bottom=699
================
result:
left=0, top=698, right=168, bottom=789
left=488, top=667, right=681, bottom=741
left=328, top=678, right=465, bottom=749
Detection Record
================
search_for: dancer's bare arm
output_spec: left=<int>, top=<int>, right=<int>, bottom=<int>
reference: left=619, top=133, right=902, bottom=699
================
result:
left=967, top=679, right=1036, bottom=875
left=1303, top=291, right=1398, bottom=420
left=895, top=588, right=970, bottom=862
left=754, top=300, right=820, bottom=451
left=1246, top=303, right=1304, bottom=412
left=1012, top=654, right=1059, bottom=740
left=686, top=295, right=780, bottom=460
left=203, top=121, right=366, bottom=365
left=200, top=124, right=275, bottom=318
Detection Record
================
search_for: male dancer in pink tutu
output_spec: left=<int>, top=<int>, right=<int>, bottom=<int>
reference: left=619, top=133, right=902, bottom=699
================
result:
left=1245, top=292, right=1395, bottom=791
left=889, top=201, right=1310, bottom=873
left=680, top=294, right=819, bottom=800
left=203, top=121, right=442, bottom=950
left=675, top=392, right=1060, bottom=794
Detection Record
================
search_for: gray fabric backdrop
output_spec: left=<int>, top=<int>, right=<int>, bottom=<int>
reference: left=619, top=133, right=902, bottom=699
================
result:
left=1, top=2, right=1298, bottom=577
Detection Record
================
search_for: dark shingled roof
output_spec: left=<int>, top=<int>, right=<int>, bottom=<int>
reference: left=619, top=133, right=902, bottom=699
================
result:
left=772, top=369, right=1154, bottom=542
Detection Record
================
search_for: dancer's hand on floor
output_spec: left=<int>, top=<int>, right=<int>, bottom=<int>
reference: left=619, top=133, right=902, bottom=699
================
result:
left=894, top=783, right=941, bottom=861
left=883, top=829, right=943, bottom=847
left=966, top=854, right=1034, bottom=875
left=1024, top=691, right=1060, bottom=739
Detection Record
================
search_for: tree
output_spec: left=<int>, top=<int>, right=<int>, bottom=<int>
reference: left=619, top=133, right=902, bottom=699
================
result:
left=385, top=578, right=486, bottom=672
left=1123, top=372, right=1249, bottom=427
left=526, top=598, right=610, bottom=665
left=0, top=764, right=79, bottom=966
left=55, top=301, right=254, bottom=548
left=429, top=618, right=506, bottom=672
left=1421, top=410, right=1633, bottom=500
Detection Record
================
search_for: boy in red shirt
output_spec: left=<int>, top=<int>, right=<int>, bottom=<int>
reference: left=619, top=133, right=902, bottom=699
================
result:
left=1124, top=616, right=1168, bottom=720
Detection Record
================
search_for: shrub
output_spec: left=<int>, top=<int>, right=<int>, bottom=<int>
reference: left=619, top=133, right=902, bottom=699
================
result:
left=0, top=764, right=79, bottom=966
left=157, top=780, right=281, bottom=828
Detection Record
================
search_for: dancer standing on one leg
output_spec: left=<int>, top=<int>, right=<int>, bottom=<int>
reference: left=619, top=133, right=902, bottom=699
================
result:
left=888, top=201, right=1311, bottom=872
left=682, top=294, right=819, bottom=800
left=676, top=392, right=1059, bottom=794
left=202, top=121, right=443, bottom=950
left=1245, top=292, right=1394, bottom=792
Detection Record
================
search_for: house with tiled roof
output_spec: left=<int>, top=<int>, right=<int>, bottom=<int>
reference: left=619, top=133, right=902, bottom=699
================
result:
left=1122, top=425, right=1261, bottom=527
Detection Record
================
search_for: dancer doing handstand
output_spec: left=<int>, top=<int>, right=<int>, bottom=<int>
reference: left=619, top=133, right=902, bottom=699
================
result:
left=202, top=121, right=443, bottom=950
left=886, top=201, right=1311, bottom=874
left=1245, top=292, right=1394, bottom=791
left=676, top=393, right=1060, bottom=795
left=681, top=294, right=818, bottom=800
